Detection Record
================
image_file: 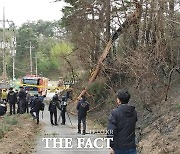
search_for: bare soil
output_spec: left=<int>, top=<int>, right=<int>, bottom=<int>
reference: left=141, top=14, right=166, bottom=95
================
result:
left=137, top=91, right=180, bottom=154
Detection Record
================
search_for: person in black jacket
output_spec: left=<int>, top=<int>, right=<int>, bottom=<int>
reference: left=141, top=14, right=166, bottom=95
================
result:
left=18, top=86, right=26, bottom=114
left=76, top=95, right=89, bottom=135
left=30, top=94, right=43, bottom=124
left=7, top=87, right=17, bottom=115
left=60, top=96, right=67, bottom=125
left=107, top=89, right=137, bottom=154
left=25, top=90, right=31, bottom=113
left=48, top=94, right=61, bottom=126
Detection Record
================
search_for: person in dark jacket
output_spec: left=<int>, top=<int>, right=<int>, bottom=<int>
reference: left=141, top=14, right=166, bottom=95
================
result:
left=60, top=96, right=67, bottom=125
left=30, top=94, right=43, bottom=124
left=15, top=89, right=19, bottom=113
left=76, top=95, right=89, bottom=135
left=107, top=89, right=137, bottom=154
left=7, top=87, right=17, bottom=115
left=48, top=94, right=61, bottom=126
left=25, top=90, right=31, bottom=113
left=18, top=86, right=26, bottom=114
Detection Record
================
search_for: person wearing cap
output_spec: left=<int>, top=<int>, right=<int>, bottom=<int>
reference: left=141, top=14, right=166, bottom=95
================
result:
left=107, top=89, right=137, bottom=154
left=76, top=95, right=89, bottom=135
left=7, top=87, right=17, bottom=115
left=60, top=96, right=67, bottom=125
left=48, top=94, right=61, bottom=126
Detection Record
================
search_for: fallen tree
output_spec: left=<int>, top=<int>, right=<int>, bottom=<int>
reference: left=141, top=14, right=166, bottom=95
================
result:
left=75, top=0, right=142, bottom=103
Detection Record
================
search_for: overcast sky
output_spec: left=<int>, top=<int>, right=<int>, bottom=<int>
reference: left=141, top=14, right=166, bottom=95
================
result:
left=0, top=0, right=66, bottom=27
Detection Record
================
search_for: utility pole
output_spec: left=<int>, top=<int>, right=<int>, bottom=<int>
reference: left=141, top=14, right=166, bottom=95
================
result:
left=2, top=7, right=6, bottom=82
left=35, top=56, right=38, bottom=76
left=0, top=8, right=16, bottom=81
left=25, top=42, right=34, bottom=75
left=30, top=42, right=33, bottom=75
left=12, top=35, right=16, bottom=80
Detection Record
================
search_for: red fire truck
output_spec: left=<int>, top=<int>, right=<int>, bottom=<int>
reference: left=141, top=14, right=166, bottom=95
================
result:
left=21, top=75, right=48, bottom=96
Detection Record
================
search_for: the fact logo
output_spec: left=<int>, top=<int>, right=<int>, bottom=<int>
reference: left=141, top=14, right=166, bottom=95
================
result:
left=42, top=137, right=113, bottom=149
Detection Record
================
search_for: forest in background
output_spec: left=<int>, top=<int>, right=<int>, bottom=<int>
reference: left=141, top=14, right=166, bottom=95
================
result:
left=0, top=0, right=180, bottom=153
left=0, top=0, right=179, bottom=108
left=56, top=0, right=180, bottom=106
left=0, top=0, right=179, bottom=113
left=0, top=20, right=76, bottom=80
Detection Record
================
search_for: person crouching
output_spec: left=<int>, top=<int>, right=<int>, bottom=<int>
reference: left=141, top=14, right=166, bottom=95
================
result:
left=30, top=94, right=43, bottom=124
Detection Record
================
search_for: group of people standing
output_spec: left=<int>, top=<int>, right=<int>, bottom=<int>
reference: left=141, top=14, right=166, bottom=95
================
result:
left=0, top=86, right=44, bottom=124
left=48, top=94, right=67, bottom=126
left=48, top=92, right=89, bottom=135
left=0, top=86, right=30, bottom=115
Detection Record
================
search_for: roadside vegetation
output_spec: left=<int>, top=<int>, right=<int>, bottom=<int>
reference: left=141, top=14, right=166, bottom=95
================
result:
left=0, top=115, right=18, bottom=139
left=0, top=114, right=41, bottom=154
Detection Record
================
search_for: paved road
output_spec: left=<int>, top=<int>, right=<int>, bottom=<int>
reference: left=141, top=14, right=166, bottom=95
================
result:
left=32, top=95, right=110, bottom=154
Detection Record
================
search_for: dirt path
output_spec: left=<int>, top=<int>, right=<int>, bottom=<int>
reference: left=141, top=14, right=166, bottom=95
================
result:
left=32, top=96, right=109, bottom=154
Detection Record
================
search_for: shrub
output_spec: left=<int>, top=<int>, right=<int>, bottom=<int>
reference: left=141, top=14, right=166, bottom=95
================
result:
left=88, top=80, right=108, bottom=103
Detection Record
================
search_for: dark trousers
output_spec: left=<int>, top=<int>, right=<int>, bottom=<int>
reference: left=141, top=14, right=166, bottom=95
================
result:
left=30, top=108, right=40, bottom=124
left=18, top=100, right=25, bottom=114
left=9, top=102, right=16, bottom=115
left=17, top=101, right=19, bottom=113
left=78, top=116, right=86, bottom=132
left=61, top=111, right=66, bottom=124
left=24, top=101, right=29, bottom=113
left=50, top=111, right=57, bottom=125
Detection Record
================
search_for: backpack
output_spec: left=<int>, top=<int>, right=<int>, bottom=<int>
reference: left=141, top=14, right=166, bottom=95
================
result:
left=35, top=97, right=45, bottom=111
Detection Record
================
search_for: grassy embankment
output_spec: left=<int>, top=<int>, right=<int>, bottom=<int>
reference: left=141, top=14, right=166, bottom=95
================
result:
left=0, top=114, right=41, bottom=154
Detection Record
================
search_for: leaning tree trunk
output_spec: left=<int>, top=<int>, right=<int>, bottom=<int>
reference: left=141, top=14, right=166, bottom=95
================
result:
left=75, top=0, right=142, bottom=103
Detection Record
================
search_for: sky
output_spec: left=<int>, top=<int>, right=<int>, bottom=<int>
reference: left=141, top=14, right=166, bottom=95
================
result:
left=0, top=0, right=66, bottom=27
